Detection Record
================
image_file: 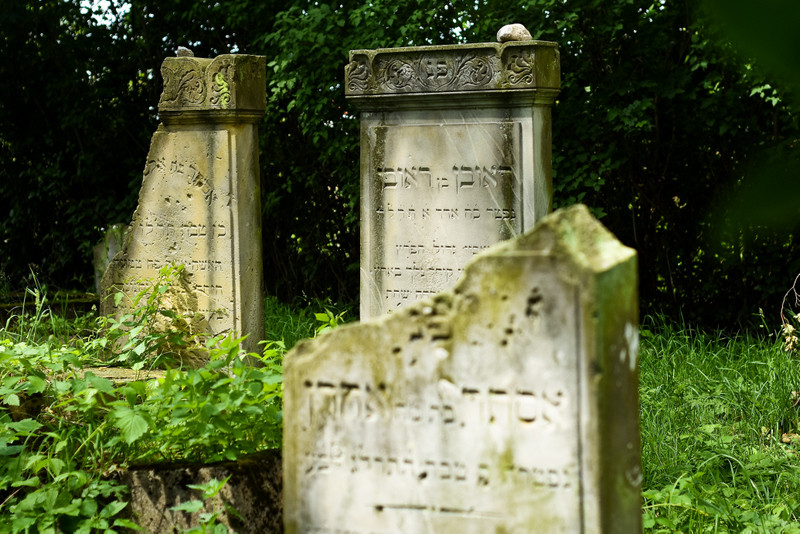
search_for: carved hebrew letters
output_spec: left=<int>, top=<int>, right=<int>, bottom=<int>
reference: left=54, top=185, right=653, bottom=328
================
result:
left=364, top=122, right=521, bottom=315
left=103, top=130, right=237, bottom=340
left=284, top=234, right=608, bottom=532
left=352, top=41, right=560, bottom=319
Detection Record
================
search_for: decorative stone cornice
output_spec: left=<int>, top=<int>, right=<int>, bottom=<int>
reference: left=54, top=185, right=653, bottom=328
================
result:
left=345, top=41, right=559, bottom=104
left=158, top=54, right=266, bottom=120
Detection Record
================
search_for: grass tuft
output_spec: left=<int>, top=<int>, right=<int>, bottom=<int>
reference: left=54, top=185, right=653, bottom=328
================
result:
left=640, top=315, right=800, bottom=531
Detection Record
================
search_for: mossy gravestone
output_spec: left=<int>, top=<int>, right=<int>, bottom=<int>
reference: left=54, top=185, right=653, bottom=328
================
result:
left=100, top=53, right=266, bottom=361
left=283, top=204, right=641, bottom=533
left=346, top=36, right=560, bottom=318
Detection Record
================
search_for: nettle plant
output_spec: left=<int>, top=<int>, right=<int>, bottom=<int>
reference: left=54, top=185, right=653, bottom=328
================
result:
left=0, top=266, right=283, bottom=533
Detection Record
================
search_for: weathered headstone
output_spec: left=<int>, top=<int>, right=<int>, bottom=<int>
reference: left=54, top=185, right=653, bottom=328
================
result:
left=93, top=223, right=127, bottom=294
left=101, top=53, right=266, bottom=360
left=283, top=204, right=641, bottom=533
left=345, top=34, right=560, bottom=318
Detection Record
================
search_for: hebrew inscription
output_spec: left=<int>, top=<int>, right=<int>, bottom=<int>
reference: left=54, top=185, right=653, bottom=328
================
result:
left=287, top=264, right=583, bottom=533
left=350, top=40, right=560, bottom=320
left=285, top=205, right=642, bottom=534
left=103, top=130, right=237, bottom=338
left=363, top=122, right=522, bottom=315
left=100, top=53, right=266, bottom=361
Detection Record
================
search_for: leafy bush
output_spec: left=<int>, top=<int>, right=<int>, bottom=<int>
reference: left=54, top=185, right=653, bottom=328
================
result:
left=0, top=275, right=285, bottom=532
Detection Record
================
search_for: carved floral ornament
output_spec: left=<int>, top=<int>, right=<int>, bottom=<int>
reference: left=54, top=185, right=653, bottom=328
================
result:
left=345, top=42, right=559, bottom=96
left=159, top=57, right=235, bottom=110
left=160, top=61, right=207, bottom=106
left=157, top=55, right=265, bottom=112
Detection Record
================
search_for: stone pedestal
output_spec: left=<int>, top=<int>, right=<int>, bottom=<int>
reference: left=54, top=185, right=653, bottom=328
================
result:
left=283, top=204, right=641, bottom=533
left=101, top=54, right=266, bottom=361
left=346, top=41, right=560, bottom=318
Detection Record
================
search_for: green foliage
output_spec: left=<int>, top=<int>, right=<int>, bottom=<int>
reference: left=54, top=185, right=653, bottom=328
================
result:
left=115, top=334, right=283, bottom=464
left=101, top=264, right=194, bottom=370
left=0, top=329, right=135, bottom=531
left=170, top=477, right=241, bottom=534
left=0, top=0, right=158, bottom=292
left=640, top=316, right=800, bottom=531
left=314, top=308, right=349, bottom=336
left=0, top=275, right=286, bottom=531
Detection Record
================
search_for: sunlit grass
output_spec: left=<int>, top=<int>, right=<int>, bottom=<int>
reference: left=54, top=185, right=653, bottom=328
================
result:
left=640, top=315, right=800, bottom=532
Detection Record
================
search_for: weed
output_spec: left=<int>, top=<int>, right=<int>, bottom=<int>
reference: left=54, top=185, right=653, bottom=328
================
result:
left=0, top=271, right=288, bottom=532
left=170, top=476, right=241, bottom=534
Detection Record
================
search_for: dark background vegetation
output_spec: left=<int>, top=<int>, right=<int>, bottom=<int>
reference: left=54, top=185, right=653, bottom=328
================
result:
left=1, top=0, right=798, bottom=330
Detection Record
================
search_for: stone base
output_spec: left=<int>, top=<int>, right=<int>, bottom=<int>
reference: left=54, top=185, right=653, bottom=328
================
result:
left=121, top=449, right=282, bottom=533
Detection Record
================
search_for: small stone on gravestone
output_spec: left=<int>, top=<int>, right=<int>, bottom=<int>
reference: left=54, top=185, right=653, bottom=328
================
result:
left=100, top=53, right=267, bottom=364
left=497, top=23, right=533, bottom=42
left=283, top=204, right=642, bottom=533
left=346, top=37, right=560, bottom=318
left=176, top=46, right=194, bottom=57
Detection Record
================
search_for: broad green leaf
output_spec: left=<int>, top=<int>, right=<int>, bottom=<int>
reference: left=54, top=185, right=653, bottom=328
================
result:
left=26, top=375, right=47, bottom=394
left=113, top=518, right=145, bottom=531
left=111, top=406, right=150, bottom=444
left=8, top=418, right=43, bottom=434
left=100, top=499, right=128, bottom=518
left=80, top=497, right=98, bottom=518
left=47, top=457, right=65, bottom=476
left=12, top=477, right=41, bottom=488
left=0, top=444, right=24, bottom=456
left=170, top=500, right=204, bottom=513
left=86, top=373, right=114, bottom=394
left=12, top=515, right=38, bottom=532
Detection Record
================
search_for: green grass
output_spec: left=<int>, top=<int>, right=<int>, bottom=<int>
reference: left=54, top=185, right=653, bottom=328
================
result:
left=640, top=316, right=800, bottom=532
left=263, top=294, right=352, bottom=352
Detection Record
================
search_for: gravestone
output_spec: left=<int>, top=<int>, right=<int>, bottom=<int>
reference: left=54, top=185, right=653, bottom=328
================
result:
left=93, top=223, right=127, bottom=293
left=345, top=33, right=560, bottom=318
left=283, top=204, right=641, bottom=533
left=100, top=53, right=266, bottom=360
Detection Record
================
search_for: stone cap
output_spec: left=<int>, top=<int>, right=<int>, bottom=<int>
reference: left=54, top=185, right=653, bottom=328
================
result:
left=345, top=41, right=559, bottom=106
left=158, top=54, right=266, bottom=120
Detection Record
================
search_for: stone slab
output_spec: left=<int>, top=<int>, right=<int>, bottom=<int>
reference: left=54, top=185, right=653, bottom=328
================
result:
left=283, top=204, right=641, bottom=533
left=348, top=41, right=560, bottom=319
left=100, top=54, right=266, bottom=362
left=345, top=42, right=560, bottom=99
left=122, top=450, right=282, bottom=533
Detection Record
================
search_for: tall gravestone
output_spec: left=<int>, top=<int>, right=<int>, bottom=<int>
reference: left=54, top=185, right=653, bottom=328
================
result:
left=283, top=204, right=641, bottom=533
left=346, top=34, right=560, bottom=318
left=101, top=53, right=266, bottom=360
